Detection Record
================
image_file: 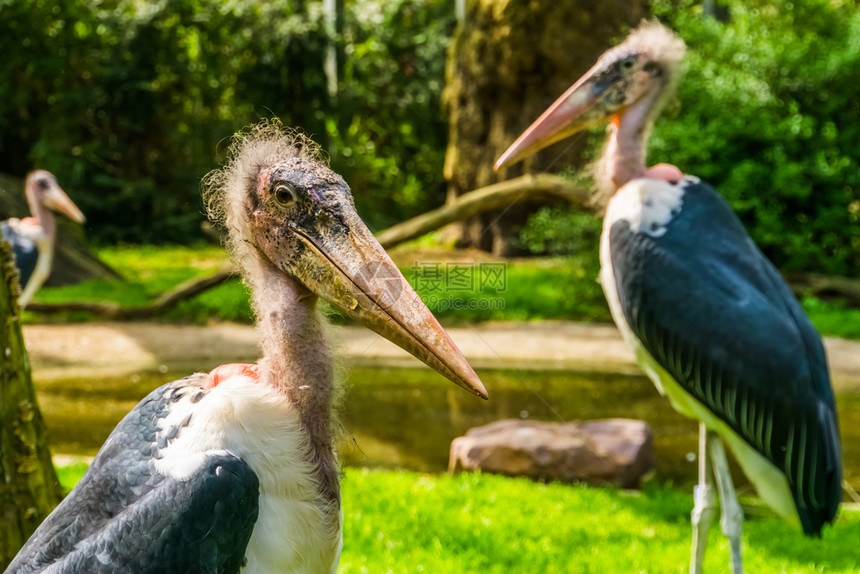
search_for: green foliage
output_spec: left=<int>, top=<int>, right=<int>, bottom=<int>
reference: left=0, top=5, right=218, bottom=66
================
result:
left=0, top=0, right=451, bottom=241
left=801, top=297, right=860, bottom=340
left=516, top=206, right=602, bottom=256
left=649, top=0, right=860, bottom=276
left=410, top=256, right=609, bottom=324
left=327, top=0, right=454, bottom=230
left=3, top=0, right=858, bottom=279
left=520, top=1, right=859, bottom=278
left=53, top=461, right=860, bottom=573
left=1, top=0, right=259, bottom=242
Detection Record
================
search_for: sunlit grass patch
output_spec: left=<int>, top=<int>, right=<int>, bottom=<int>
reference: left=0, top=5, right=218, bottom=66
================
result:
left=51, top=462, right=860, bottom=573
left=341, top=469, right=860, bottom=573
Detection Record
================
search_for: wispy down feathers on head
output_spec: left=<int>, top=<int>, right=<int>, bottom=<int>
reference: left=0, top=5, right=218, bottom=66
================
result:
left=202, top=119, right=326, bottom=270
left=610, top=20, right=686, bottom=79
left=203, top=119, right=324, bottom=229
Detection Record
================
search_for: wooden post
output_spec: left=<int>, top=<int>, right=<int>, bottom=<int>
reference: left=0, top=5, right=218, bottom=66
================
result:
left=0, top=239, right=61, bottom=569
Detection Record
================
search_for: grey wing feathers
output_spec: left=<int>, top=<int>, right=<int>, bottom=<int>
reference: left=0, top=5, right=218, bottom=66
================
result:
left=7, top=377, right=260, bottom=574
left=40, top=454, right=259, bottom=574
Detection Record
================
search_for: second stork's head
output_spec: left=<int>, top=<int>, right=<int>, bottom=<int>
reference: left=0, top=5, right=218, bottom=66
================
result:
left=204, top=121, right=487, bottom=399
left=26, top=170, right=86, bottom=227
left=495, top=21, right=686, bottom=191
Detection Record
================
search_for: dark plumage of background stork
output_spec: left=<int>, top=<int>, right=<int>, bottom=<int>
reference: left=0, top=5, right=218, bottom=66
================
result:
left=0, top=170, right=85, bottom=308
left=495, top=22, right=841, bottom=574
left=6, top=122, right=487, bottom=574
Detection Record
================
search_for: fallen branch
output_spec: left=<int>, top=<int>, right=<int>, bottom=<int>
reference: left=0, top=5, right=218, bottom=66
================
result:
left=786, top=273, right=860, bottom=309
left=377, top=174, right=591, bottom=249
left=27, top=267, right=238, bottom=319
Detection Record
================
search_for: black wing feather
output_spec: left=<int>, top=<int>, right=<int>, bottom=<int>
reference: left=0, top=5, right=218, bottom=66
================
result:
left=7, top=378, right=260, bottom=574
left=1, top=220, right=38, bottom=287
left=609, top=180, right=841, bottom=534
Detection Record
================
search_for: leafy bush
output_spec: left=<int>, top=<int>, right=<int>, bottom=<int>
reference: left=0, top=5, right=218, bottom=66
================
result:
left=521, top=0, right=859, bottom=278
left=650, top=0, right=860, bottom=276
left=0, top=0, right=451, bottom=241
left=3, top=0, right=858, bottom=279
left=516, top=206, right=602, bottom=256
left=326, top=0, right=454, bottom=230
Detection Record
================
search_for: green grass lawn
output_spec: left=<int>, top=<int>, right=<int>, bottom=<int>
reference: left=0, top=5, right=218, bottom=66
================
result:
left=54, top=464, right=860, bottom=573
left=28, top=244, right=860, bottom=340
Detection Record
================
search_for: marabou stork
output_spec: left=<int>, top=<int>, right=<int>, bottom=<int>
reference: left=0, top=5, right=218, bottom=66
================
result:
left=1, top=170, right=86, bottom=308
left=7, top=122, right=487, bottom=574
left=495, top=22, right=841, bottom=573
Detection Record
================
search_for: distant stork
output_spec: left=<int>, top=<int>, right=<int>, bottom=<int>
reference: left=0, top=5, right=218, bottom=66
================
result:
left=7, top=122, right=487, bottom=574
left=495, top=22, right=841, bottom=574
left=1, top=170, right=85, bottom=308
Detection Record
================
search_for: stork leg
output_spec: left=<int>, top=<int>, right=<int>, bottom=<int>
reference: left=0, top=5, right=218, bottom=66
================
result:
left=706, top=429, right=744, bottom=574
left=690, top=423, right=717, bottom=574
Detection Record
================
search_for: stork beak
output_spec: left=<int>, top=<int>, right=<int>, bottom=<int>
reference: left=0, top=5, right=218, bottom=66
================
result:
left=290, top=213, right=488, bottom=400
left=494, top=61, right=622, bottom=171
left=43, top=184, right=86, bottom=224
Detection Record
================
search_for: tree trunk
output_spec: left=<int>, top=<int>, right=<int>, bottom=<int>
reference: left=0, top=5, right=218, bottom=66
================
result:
left=0, top=171, right=120, bottom=287
left=442, top=0, right=645, bottom=255
left=0, top=240, right=61, bottom=570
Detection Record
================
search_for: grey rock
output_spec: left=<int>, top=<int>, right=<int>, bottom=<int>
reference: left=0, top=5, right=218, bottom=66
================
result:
left=449, top=418, right=655, bottom=488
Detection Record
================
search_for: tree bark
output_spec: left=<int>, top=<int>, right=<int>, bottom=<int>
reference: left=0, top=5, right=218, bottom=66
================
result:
left=442, top=0, right=645, bottom=255
left=0, top=171, right=121, bottom=287
left=0, top=240, right=61, bottom=570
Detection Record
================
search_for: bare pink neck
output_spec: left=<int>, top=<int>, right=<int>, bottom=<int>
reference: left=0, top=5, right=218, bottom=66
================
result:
left=596, top=87, right=682, bottom=196
left=248, top=255, right=338, bottom=500
left=251, top=259, right=333, bottom=430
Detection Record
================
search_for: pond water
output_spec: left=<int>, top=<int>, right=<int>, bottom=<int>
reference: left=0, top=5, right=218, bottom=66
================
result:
left=34, top=365, right=860, bottom=489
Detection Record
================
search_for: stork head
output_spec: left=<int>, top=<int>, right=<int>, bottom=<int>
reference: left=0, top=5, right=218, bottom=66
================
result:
left=26, top=170, right=86, bottom=224
left=495, top=21, right=686, bottom=171
left=204, top=121, right=487, bottom=399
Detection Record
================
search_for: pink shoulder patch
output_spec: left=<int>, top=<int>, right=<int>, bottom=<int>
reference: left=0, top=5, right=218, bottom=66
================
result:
left=206, top=363, right=260, bottom=388
left=19, top=217, right=39, bottom=228
left=643, top=163, right=684, bottom=182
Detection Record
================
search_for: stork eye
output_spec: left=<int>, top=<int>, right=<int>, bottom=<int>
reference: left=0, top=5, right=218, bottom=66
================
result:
left=273, top=183, right=296, bottom=206
left=620, top=57, right=636, bottom=70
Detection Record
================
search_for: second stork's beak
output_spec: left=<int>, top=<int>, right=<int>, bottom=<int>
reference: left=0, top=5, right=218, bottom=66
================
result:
left=494, top=59, right=625, bottom=171
left=43, top=182, right=86, bottom=224
left=290, top=212, right=488, bottom=400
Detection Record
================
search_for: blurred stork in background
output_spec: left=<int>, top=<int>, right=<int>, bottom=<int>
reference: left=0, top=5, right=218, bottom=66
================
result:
left=496, top=21, right=841, bottom=573
left=1, top=170, right=85, bottom=308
